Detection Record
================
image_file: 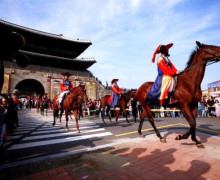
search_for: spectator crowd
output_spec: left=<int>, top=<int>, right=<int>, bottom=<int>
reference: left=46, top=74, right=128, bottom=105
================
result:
left=0, top=93, right=21, bottom=147
left=1, top=93, right=220, bottom=148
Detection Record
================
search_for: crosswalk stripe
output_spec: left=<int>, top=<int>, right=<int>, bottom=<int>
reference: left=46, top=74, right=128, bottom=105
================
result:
left=8, top=132, right=113, bottom=150
left=18, top=124, right=44, bottom=127
left=8, top=131, right=31, bottom=135
left=31, top=125, right=100, bottom=134
left=13, top=127, right=39, bottom=131
left=43, top=121, right=94, bottom=127
left=7, top=135, right=22, bottom=139
left=23, top=128, right=106, bottom=141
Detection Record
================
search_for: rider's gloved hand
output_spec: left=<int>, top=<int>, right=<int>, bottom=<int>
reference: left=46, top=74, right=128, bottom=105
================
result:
left=176, top=70, right=180, bottom=74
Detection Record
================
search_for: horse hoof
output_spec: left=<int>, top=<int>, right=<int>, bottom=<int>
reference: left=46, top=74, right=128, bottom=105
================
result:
left=77, top=130, right=80, bottom=133
left=197, top=144, right=205, bottom=149
left=160, top=139, right=166, bottom=143
left=175, top=135, right=182, bottom=140
left=140, top=135, right=145, bottom=138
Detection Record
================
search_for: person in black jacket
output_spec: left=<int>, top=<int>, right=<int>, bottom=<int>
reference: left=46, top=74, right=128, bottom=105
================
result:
left=0, top=96, right=9, bottom=146
left=207, top=96, right=215, bottom=117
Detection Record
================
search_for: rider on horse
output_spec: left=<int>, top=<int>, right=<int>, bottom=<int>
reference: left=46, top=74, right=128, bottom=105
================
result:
left=58, top=72, right=73, bottom=108
left=145, top=43, right=180, bottom=106
left=36, top=94, right=41, bottom=100
left=41, top=93, right=48, bottom=106
left=111, top=79, right=122, bottom=107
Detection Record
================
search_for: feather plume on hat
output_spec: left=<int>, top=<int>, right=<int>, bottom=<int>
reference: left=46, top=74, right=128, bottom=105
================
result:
left=151, top=43, right=173, bottom=63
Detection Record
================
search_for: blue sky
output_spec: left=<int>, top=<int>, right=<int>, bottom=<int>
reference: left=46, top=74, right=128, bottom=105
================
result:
left=1, top=0, right=220, bottom=90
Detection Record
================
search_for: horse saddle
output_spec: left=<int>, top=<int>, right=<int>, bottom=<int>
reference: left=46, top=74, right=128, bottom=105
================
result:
left=107, top=95, right=121, bottom=107
left=107, top=96, right=112, bottom=104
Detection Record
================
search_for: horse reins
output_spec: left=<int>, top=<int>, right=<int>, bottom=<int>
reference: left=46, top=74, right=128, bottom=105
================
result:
left=179, top=48, right=220, bottom=74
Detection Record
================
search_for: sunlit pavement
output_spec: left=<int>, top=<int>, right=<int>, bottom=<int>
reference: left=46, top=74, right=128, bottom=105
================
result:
left=0, top=110, right=220, bottom=179
left=12, top=131, right=220, bottom=179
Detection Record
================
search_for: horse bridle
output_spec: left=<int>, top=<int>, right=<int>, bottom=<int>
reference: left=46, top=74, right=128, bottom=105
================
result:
left=179, top=47, right=220, bottom=74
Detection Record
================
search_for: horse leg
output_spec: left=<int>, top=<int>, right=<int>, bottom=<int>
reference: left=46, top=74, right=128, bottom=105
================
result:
left=176, top=105, right=204, bottom=148
left=138, top=109, right=147, bottom=137
left=106, top=105, right=112, bottom=122
left=101, top=103, right=107, bottom=123
left=147, top=115, right=166, bottom=143
left=121, top=106, right=129, bottom=123
left=53, top=112, right=55, bottom=126
left=134, top=111, right=137, bottom=123
left=138, top=106, right=165, bottom=142
left=52, top=108, right=58, bottom=126
left=115, top=108, right=119, bottom=122
left=74, top=110, right=80, bottom=133
left=69, top=111, right=73, bottom=120
left=78, top=109, right=80, bottom=120
left=101, top=108, right=105, bottom=123
left=65, top=110, right=69, bottom=131
left=59, top=109, right=64, bottom=128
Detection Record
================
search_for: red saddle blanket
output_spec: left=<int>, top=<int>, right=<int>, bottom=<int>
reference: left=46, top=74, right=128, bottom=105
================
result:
left=107, top=96, right=112, bottom=104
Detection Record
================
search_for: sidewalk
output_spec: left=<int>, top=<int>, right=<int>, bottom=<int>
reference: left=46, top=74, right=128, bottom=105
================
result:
left=1, top=130, right=220, bottom=180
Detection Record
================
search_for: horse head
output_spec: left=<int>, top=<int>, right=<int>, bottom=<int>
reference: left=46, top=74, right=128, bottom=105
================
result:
left=75, top=86, right=88, bottom=104
left=196, top=41, right=220, bottom=63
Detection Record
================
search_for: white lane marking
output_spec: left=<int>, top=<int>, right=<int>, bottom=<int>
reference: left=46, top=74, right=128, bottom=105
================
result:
left=9, top=131, right=31, bottom=135
left=7, top=135, right=22, bottom=139
left=23, top=128, right=106, bottom=141
left=31, top=125, right=100, bottom=134
left=8, top=132, right=113, bottom=150
left=13, top=127, right=38, bottom=132
left=42, top=121, right=94, bottom=127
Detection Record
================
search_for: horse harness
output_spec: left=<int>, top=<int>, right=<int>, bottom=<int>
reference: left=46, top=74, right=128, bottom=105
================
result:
left=180, top=47, right=220, bottom=74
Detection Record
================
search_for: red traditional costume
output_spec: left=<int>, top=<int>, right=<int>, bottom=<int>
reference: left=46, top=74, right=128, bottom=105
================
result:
left=146, top=43, right=179, bottom=106
left=42, top=93, right=48, bottom=102
left=58, top=72, right=73, bottom=107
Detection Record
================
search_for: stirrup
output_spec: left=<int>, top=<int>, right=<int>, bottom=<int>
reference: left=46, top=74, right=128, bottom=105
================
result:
left=58, top=104, right=62, bottom=109
left=169, top=98, right=178, bottom=104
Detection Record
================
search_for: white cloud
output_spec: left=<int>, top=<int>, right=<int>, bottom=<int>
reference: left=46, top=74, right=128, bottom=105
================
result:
left=1, top=0, right=220, bottom=90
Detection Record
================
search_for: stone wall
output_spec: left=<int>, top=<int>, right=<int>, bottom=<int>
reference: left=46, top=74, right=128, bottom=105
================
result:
left=3, top=61, right=109, bottom=99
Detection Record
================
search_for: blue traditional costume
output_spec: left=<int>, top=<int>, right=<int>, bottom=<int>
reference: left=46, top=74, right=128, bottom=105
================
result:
left=146, top=43, right=179, bottom=106
left=41, top=93, right=48, bottom=106
left=111, top=79, right=122, bottom=107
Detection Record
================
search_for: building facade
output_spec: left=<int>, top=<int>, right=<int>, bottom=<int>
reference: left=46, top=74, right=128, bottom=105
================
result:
left=208, top=80, right=220, bottom=97
left=0, top=20, right=110, bottom=100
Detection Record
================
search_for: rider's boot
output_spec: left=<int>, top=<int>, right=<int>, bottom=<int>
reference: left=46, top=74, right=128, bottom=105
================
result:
left=58, top=102, right=62, bottom=110
left=170, top=98, right=178, bottom=104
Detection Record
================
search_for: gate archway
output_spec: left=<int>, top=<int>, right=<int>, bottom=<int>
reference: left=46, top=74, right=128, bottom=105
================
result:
left=15, top=79, right=45, bottom=97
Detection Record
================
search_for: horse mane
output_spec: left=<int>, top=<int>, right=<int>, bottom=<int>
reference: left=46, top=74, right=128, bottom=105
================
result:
left=185, top=47, right=198, bottom=70
left=122, top=90, right=131, bottom=96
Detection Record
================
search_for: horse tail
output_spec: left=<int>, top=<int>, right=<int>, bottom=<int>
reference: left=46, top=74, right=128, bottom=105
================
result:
left=99, top=101, right=102, bottom=113
left=54, top=108, right=59, bottom=117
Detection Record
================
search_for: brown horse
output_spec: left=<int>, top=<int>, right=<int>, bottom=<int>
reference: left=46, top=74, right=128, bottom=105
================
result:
left=35, top=98, right=41, bottom=113
left=25, top=99, right=33, bottom=111
left=40, top=99, right=52, bottom=116
left=135, top=41, right=220, bottom=148
left=52, top=86, right=88, bottom=132
left=100, top=90, right=135, bottom=123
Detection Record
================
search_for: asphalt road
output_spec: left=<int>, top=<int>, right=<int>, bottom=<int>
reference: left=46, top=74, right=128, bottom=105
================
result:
left=0, top=109, right=220, bottom=169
